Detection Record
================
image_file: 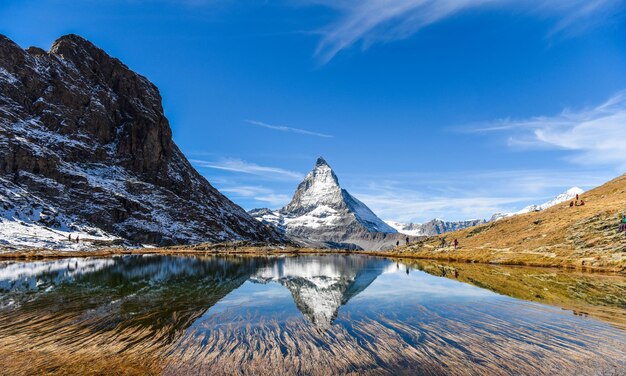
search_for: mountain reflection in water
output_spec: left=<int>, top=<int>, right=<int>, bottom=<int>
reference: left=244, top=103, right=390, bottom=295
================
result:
left=0, top=254, right=624, bottom=375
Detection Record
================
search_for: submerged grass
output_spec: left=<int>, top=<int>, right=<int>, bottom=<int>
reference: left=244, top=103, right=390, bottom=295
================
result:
left=1, top=300, right=624, bottom=375
left=394, top=258, right=626, bottom=330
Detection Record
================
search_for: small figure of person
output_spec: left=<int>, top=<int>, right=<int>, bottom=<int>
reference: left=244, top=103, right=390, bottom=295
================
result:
left=576, top=193, right=579, bottom=201
left=579, top=200, right=585, bottom=206
left=440, top=237, right=446, bottom=249
left=453, top=239, right=458, bottom=250
left=569, top=201, right=574, bottom=208
left=396, top=240, right=400, bottom=247
left=76, top=236, right=79, bottom=243
left=406, top=236, right=410, bottom=245
left=68, top=234, right=72, bottom=241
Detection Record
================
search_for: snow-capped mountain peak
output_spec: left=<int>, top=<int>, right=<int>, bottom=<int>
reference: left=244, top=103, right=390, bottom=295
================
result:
left=538, top=187, right=584, bottom=210
left=280, top=157, right=395, bottom=234
left=250, top=157, right=404, bottom=250
left=283, top=157, right=342, bottom=214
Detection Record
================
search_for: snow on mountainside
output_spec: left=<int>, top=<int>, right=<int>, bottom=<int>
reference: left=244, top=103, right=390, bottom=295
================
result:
left=282, top=157, right=396, bottom=234
left=490, top=187, right=584, bottom=221
left=386, top=218, right=486, bottom=237
left=0, top=34, right=282, bottom=247
left=250, top=157, right=414, bottom=250
left=0, top=176, right=120, bottom=251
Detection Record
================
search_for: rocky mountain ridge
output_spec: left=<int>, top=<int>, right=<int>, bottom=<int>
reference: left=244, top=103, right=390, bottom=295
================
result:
left=0, top=33, right=282, bottom=247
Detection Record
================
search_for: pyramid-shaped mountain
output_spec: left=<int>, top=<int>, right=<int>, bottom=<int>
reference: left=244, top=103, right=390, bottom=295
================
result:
left=250, top=158, right=417, bottom=250
left=250, top=255, right=390, bottom=329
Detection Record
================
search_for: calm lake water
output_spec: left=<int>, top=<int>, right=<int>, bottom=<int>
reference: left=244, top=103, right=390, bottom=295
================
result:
left=0, top=254, right=625, bottom=375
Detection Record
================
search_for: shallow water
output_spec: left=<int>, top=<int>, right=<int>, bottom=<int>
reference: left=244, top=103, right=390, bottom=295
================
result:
left=0, top=254, right=624, bottom=375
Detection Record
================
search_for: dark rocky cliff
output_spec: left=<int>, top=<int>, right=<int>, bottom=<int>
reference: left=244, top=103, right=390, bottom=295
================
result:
left=0, top=34, right=282, bottom=245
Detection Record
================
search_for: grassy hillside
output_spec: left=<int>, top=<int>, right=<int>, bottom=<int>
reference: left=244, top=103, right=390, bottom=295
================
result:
left=391, top=174, right=626, bottom=272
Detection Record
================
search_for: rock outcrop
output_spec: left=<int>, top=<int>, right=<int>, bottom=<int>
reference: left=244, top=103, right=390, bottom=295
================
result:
left=0, top=34, right=282, bottom=246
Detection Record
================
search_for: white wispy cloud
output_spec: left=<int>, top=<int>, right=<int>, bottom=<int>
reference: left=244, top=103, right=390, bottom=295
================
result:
left=191, top=158, right=304, bottom=181
left=246, top=120, right=333, bottom=138
left=474, top=90, right=626, bottom=169
left=220, top=186, right=292, bottom=207
left=304, top=0, right=622, bottom=63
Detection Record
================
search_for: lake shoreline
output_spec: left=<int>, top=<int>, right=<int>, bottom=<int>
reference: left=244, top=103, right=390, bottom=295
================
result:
left=1, top=243, right=624, bottom=275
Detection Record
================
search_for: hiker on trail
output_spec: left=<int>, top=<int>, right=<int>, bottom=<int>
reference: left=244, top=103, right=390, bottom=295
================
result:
left=579, top=200, right=585, bottom=206
left=406, top=237, right=410, bottom=245
left=620, top=215, right=626, bottom=237
left=68, top=234, right=71, bottom=241
left=576, top=193, right=579, bottom=201
left=440, top=238, right=446, bottom=248
left=396, top=240, right=400, bottom=247
left=570, top=201, right=574, bottom=208
left=453, top=239, right=458, bottom=250
left=76, top=236, right=79, bottom=243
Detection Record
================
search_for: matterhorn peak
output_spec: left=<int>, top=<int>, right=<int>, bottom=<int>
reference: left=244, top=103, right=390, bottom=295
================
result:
left=282, top=157, right=342, bottom=214
left=315, top=156, right=329, bottom=167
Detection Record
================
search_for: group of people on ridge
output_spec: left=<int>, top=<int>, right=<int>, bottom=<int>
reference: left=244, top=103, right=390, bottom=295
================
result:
left=569, top=193, right=585, bottom=207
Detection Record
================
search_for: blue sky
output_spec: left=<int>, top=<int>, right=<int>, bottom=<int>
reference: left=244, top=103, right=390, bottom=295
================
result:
left=2, top=0, right=626, bottom=222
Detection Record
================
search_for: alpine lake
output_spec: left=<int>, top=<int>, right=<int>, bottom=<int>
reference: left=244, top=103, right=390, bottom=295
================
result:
left=0, top=254, right=625, bottom=375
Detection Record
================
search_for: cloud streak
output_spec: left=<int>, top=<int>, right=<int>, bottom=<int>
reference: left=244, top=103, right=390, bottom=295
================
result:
left=191, top=158, right=304, bottom=181
left=305, top=0, right=622, bottom=63
left=246, top=120, right=333, bottom=138
left=474, top=90, right=626, bottom=169
left=220, top=186, right=292, bottom=207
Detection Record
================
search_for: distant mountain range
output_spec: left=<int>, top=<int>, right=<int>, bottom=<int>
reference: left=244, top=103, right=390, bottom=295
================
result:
left=250, top=158, right=416, bottom=250
left=0, top=34, right=282, bottom=249
left=385, top=218, right=487, bottom=237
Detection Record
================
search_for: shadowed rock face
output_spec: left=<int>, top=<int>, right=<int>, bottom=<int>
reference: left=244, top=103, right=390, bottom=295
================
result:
left=0, top=34, right=282, bottom=245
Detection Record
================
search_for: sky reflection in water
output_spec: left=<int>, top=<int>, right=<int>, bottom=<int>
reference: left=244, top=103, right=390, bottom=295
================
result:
left=0, top=254, right=624, bottom=375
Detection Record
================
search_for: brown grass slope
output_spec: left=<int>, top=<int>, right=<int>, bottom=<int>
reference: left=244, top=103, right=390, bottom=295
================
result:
left=392, top=173, right=626, bottom=272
